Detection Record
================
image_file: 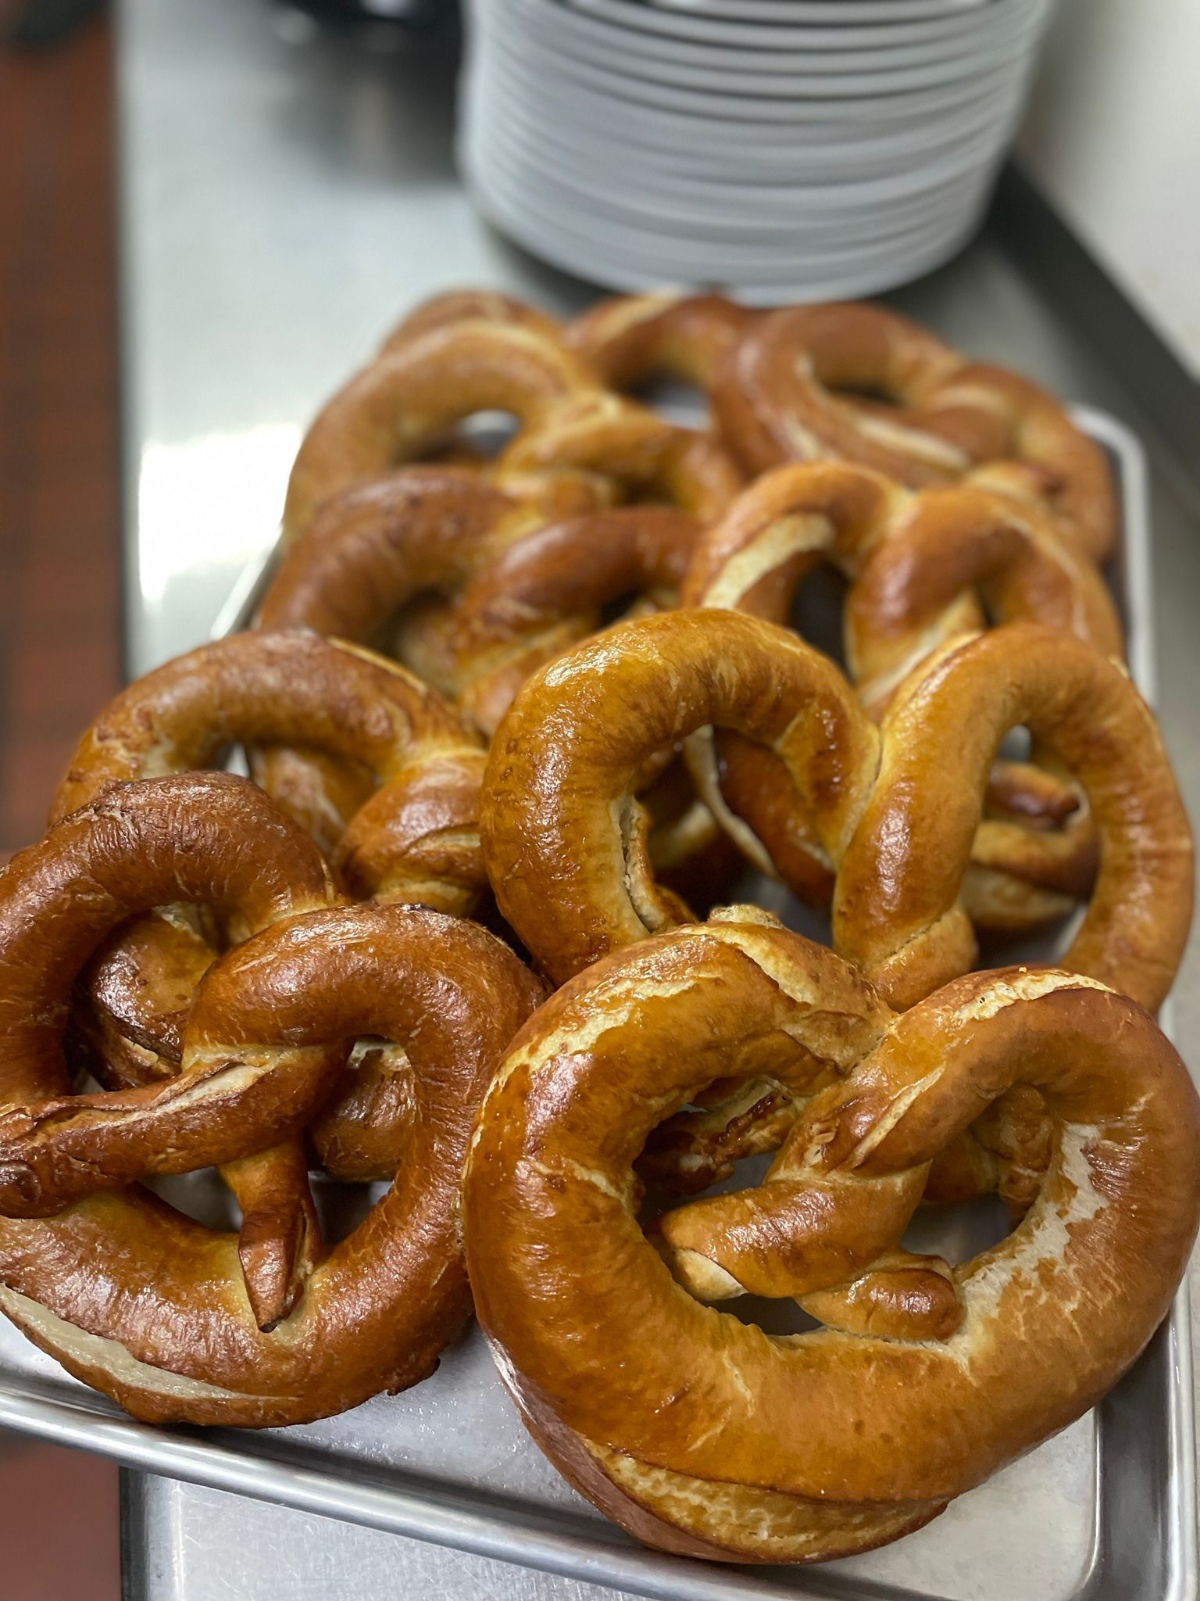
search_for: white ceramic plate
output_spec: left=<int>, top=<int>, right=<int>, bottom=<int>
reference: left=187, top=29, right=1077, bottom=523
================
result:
left=480, top=42, right=1025, bottom=149
left=477, top=3, right=1043, bottom=97
left=573, top=0, right=1036, bottom=49
left=647, top=0, right=998, bottom=25
left=472, top=12, right=1039, bottom=119
left=542, top=0, right=1047, bottom=72
left=479, top=61, right=1025, bottom=183
left=477, top=88, right=1013, bottom=227
left=462, top=147, right=987, bottom=300
left=462, top=113, right=995, bottom=259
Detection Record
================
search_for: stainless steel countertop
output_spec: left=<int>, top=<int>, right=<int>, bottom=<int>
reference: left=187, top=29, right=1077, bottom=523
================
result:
left=116, top=0, right=1200, bottom=1595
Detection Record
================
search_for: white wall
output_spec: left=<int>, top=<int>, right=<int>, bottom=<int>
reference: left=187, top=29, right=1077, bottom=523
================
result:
left=1019, top=0, right=1200, bottom=377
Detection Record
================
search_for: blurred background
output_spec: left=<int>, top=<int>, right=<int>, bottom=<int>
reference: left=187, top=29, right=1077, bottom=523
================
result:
left=0, top=1, right=1196, bottom=1596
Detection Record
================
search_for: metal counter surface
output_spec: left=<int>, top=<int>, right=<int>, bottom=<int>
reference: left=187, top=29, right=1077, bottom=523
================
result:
left=116, top=0, right=1200, bottom=1596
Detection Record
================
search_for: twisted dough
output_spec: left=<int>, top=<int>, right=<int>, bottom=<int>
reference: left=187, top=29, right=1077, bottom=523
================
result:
left=281, top=318, right=599, bottom=542
left=446, top=505, right=701, bottom=737
left=256, top=466, right=602, bottom=839
left=712, top=302, right=1118, bottom=561
left=54, top=630, right=487, bottom=1216
left=0, top=773, right=540, bottom=1425
left=481, top=610, right=1191, bottom=1011
left=496, top=389, right=742, bottom=521
left=566, top=291, right=755, bottom=393
left=684, top=461, right=1124, bottom=931
left=0, top=775, right=341, bottom=1342
left=463, top=918, right=1200, bottom=1562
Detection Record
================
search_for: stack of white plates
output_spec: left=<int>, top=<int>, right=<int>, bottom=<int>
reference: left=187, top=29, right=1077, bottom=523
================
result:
left=458, top=0, right=1057, bottom=301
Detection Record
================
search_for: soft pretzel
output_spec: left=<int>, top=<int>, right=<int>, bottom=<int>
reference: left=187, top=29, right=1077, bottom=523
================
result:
left=566, top=292, right=755, bottom=393
left=497, top=390, right=742, bottom=522
left=0, top=774, right=541, bottom=1425
left=481, top=610, right=1191, bottom=1012
left=832, top=623, right=1192, bottom=1010
left=463, top=916, right=1200, bottom=1562
left=281, top=318, right=600, bottom=542
left=713, top=302, right=1117, bottom=561
left=446, top=505, right=701, bottom=736
left=0, top=773, right=339, bottom=1334
left=380, top=288, right=565, bottom=355
left=684, top=462, right=1124, bottom=931
left=256, top=465, right=606, bottom=837
left=55, top=631, right=486, bottom=1139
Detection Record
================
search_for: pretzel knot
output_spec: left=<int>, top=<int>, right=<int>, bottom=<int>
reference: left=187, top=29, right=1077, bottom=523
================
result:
left=0, top=772, right=541, bottom=1426
left=566, top=291, right=755, bottom=393
left=683, top=461, right=1125, bottom=931
left=50, top=629, right=490, bottom=1321
left=481, top=610, right=1192, bottom=1012
left=281, top=318, right=600, bottom=543
left=462, top=918, right=1200, bottom=1563
left=712, top=302, right=1117, bottom=561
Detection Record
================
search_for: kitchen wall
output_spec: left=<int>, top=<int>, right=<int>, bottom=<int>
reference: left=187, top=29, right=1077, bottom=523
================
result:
left=1019, top=0, right=1200, bottom=378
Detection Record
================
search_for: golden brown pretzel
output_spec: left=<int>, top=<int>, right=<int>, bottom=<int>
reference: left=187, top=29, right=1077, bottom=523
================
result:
left=447, top=505, right=702, bottom=736
left=54, top=631, right=486, bottom=1146
left=463, top=916, right=1200, bottom=1562
left=832, top=624, right=1193, bottom=1010
left=256, top=465, right=607, bottom=838
left=481, top=610, right=1192, bottom=1012
left=566, top=292, right=756, bottom=393
left=482, top=608, right=877, bottom=984
left=380, top=288, right=565, bottom=355
left=281, top=318, right=600, bottom=542
left=713, top=302, right=1117, bottom=561
left=684, top=462, right=1124, bottom=931
left=0, top=776, right=540, bottom=1425
left=497, top=389, right=742, bottom=522
left=0, top=773, right=340, bottom=1334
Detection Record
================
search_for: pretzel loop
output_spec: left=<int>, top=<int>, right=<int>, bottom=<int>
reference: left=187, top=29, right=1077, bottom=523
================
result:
left=463, top=918, right=1200, bottom=1562
left=0, top=774, right=541, bottom=1425
left=684, top=462, right=1124, bottom=931
left=713, top=303, right=1117, bottom=560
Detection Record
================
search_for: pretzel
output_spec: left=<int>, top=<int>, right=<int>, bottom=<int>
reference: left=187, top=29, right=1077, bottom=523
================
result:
left=0, top=774, right=541, bottom=1425
left=463, top=916, right=1200, bottom=1562
left=281, top=319, right=600, bottom=543
left=55, top=632, right=486, bottom=1177
left=497, top=390, right=742, bottom=523
left=684, top=462, right=1124, bottom=930
left=833, top=623, right=1192, bottom=1010
left=480, top=610, right=1191, bottom=1012
left=0, top=773, right=339, bottom=1332
left=380, top=288, right=565, bottom=355
left=446, top=504, right=702, bottom=736
left=566, top=292, right=756, bottom=393
left=257, top=465, right=607, bottom=837
left=712, top=302, right=1118, bottom=561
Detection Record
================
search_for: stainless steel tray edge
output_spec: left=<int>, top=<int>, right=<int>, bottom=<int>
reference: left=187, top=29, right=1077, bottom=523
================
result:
left=0, top=406, right=1193, bottom=1601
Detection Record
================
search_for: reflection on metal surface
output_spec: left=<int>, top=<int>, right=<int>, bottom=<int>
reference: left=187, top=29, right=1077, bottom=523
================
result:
left=137, top=425, right=300, bottom=606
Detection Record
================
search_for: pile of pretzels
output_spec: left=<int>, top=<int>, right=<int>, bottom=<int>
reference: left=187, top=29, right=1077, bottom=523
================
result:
left=1, top=288, right=1196, bottom=1569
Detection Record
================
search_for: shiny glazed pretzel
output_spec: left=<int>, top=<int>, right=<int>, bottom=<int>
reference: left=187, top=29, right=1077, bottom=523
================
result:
left=256, top=476, right=726, bottom=892
left=54, top=630, right=487, bottom=1101
left=462, top=917, right=1200, bottom=1563
left=480, top=610, right=1192, bottom=1011
left=256, top=465, right=605, bottom=836
left=281, top=317, right=600, bottom=542
left=0, top=773, right=541, bottom=1426
left=712, top=302, right=1118, bottom=561
left=566, top=291, right=755, bottom=393
left=684, top=461, right=1124, bottom=930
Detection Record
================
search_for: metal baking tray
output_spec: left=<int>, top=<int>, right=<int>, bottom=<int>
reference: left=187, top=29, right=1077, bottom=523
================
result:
left=0, top=407, right=1192, bottom=1601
